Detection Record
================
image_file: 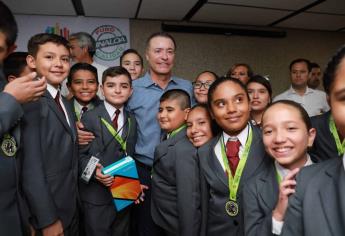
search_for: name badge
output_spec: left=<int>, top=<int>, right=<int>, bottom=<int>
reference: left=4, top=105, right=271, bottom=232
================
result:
left=81, top=156, right=100, bottom=183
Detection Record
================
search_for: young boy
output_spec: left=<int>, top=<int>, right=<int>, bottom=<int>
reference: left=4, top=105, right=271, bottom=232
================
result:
left=66, top=62, right=101, bottom=121
left=151, top=89, right=201, bottom=236
left=3, top=51, right=33, bottom=82
left=79, top=66, right=137, bottom=236
left=21, top=33, right=78, bottom=236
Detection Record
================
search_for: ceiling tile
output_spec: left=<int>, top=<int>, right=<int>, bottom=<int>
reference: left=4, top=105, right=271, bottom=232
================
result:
left=191, top=4, right=292, bottom=26
left=138, top=0, right=199, bottom=20
left=2, top=0, right=75, bottom=15
left=276, top=12, right=345, bottom=31
left=206, top=0, right=317, bottom=10
left=82, top=0, right=139, bottom=18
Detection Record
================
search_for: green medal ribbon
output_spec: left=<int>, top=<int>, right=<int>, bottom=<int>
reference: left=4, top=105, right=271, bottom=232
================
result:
left=100, top=117, right=131, bottom=152
left=220, top=126, right=253, bottom=202
left=167, top=124, right=186, bottom=139
left=75, top=104, right=93, bottom=121
left=275, top=169, right=282, bottom=184
left=329, top=116, right=345, bottom=156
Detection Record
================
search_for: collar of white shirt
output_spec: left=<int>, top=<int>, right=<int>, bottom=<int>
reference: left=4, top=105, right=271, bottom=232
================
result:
left=104, top=100, right=124, bottom=120
left=288, top=86, right=313, bottom=96
left=47, top=83, right=59, bottom=99
left=275, top=154, right=313, bottom=180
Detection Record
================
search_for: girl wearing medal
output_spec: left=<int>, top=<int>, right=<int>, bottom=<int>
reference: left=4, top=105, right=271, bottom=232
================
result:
left=198, top=76, right=268, bottom=236
left=242, top=100, right=316, bottom=236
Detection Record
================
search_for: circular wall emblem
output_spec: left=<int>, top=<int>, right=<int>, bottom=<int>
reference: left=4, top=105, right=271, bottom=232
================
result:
left=92, top=25, right=128, bottom=61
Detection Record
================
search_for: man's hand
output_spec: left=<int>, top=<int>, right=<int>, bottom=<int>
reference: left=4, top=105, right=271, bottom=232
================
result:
left=42, top=220, right=64, bottom=236
left=95, top=163, right=114, bottom=187
left=76, top=121, right=95, bottom=145
left=3, top=72, right=46, bottom=103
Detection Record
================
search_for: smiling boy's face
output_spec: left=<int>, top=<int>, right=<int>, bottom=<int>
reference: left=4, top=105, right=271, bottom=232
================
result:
left=157, top=99, right=189, bottom=133
left=27, top=42, right=70, bottom=88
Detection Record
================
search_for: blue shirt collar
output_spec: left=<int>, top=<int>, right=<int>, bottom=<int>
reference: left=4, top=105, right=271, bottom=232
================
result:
left=140, top=72, right=177, bottom=88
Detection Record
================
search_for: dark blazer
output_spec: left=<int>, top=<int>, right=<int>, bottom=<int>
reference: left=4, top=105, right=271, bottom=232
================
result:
left=310, top=111, right=340, bottom=162
left=151, top=129, right=201, bottom=236
left=0, top=92, right=25, bottom=235
left=242, top=160, right=279, bottom=236
left=281, top=158, right=345, bottom=236
left=79, top=102, right=137, bottom=205
left=21, top=90, right=78, bottom=230
left=198, top=124, right=268, bottom=236
left=67, top=96, right=102, bottom=122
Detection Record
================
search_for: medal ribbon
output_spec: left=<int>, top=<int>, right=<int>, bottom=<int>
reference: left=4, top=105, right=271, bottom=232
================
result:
left=275, top=169, right=282, bottom=184
left=101, top=117, right=131, bottom=152
left=74, top=104, right=93, bottom=121
left=329, top=116, right=345, bottom=156
left=168, top=124, right=186, bottom=139
left=220, top=126, right=253, bottom=202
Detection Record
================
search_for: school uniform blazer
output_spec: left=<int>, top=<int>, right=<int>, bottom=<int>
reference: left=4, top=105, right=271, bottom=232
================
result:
left=243, top=160, right=279, bottom=236
left=0, top=92, right=25, bottom=235
left=79, top=102, right=137, bottom=205
left=151, top=129, right=201, bottom=236
left=198, top=124, right=268, bottom=236
left=67, top=97, right=102, bottom=122
left=310, top=111, right=339, bottom=162
left=21, top=90, right=78, bottom=230
left=281, top=158, right=345, bottom=236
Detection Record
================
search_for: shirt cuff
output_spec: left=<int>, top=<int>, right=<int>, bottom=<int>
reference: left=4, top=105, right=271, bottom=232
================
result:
left=272, top=217, right=284, bottom=235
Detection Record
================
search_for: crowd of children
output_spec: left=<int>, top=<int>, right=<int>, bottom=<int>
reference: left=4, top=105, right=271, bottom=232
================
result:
left=2, top=1, right=345, bottom=236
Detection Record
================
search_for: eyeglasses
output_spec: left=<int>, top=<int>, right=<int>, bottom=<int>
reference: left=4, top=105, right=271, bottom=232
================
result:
left=193, top=81, right=213, bottom=89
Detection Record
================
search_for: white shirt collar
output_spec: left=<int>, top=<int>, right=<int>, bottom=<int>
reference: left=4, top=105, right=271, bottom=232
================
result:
left=288, top=86, right=313, bottom=95
left=104, top=100, right=124, bottom=120
left=275, top=154, right=313, bottom=180
left=73, top=99, right=94, bottom=111
left=222, top=123, right=249, bottom=147
left=47, top=83, right=59, bottom=99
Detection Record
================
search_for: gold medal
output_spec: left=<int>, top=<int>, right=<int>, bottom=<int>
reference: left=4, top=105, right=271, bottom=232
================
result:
left=1, top=134, right=17, bottom=157
left=225, top=200, right=238, bottom=217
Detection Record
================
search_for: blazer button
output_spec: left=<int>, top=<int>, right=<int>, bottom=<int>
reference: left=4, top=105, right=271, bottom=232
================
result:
left=233, top=220, right=239, bottom=226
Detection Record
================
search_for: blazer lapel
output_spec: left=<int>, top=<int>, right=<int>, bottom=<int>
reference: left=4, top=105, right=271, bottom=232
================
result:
left=319, top=161, right=344, bottom=236
left=258, top=162, right=279, bottom=209
left=207, top=134, right=229, bottom=188
left=98, top=103, right=115, bottom=147
left=44, top=91, right=73, bottom=135
left=62, top=97, right=77, bottom=141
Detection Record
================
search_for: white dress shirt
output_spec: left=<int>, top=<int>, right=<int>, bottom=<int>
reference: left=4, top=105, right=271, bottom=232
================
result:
left=104, top=101, right=124, bottom=136
left=47, top=84, right=71, bottom=126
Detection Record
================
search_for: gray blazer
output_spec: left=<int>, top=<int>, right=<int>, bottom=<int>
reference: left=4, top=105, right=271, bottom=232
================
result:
left=0, top=92, right=25, bottom=235
left=281, top=158, right=345, bottom=236
left=310, top=111, right=340, bottom=162
left=243, top=160, right=279, bottom=236
left=21, top=90, right=78, bottom=230
left=151, top=129, right=201, bottom=236
left=79, top=102, right=137, bottom=205
left=198, top=125, right=268, bottom=236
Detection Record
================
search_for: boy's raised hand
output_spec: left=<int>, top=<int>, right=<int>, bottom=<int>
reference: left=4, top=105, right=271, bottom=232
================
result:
left=3, top=72, right=46, bottom=103
left=76, top=121, right=95, bottom=145
left=42, top=219, right=64, bottom=236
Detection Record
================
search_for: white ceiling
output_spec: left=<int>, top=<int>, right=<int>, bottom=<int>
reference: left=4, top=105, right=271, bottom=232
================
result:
left=3, top=0, right=345, bottom=32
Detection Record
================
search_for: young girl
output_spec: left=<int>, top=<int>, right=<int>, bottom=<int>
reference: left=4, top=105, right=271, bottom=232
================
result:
left=186, top=104, right=216, bottom=147
left=243, top=100, right=316, bottom=236
left=247, top=75, right=272, bottom=127
left=120, top=49, right=144, bottom=80
left=198, top=77, right=268, bottom=236
left=193, top=71, right=218, bottom=104
left=281, top=45, right=345, bottom=236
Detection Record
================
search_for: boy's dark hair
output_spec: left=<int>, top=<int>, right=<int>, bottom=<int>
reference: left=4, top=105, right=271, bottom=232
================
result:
left=289, top=58, right=311, bottom=72
left=310, top=62, right=320, bottom=70
left=0, top=1, right=18, bottom=50
left=27, top=33, right=70, bottom=57
left=120, top=48, right=143, bottom=66
left=3, top=51, right=29, bottom=78
left=69, top=32, right=96, bottom=57
left=263, top=100, right=312, bottom=130
left=160, top=89, right=191, bottom=110
left=146, top=32, right=177, bottom=50
left=67, top=63, right=98, bottom=86
left=323, top=45, right=345, bottom=95
left=102, top=66, right=132, bottom=86
left=247, top=74, right=272, bottom=99
left=207, top=76, right=249, bottom=109
left=226, top=63, right=253, bottom=78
